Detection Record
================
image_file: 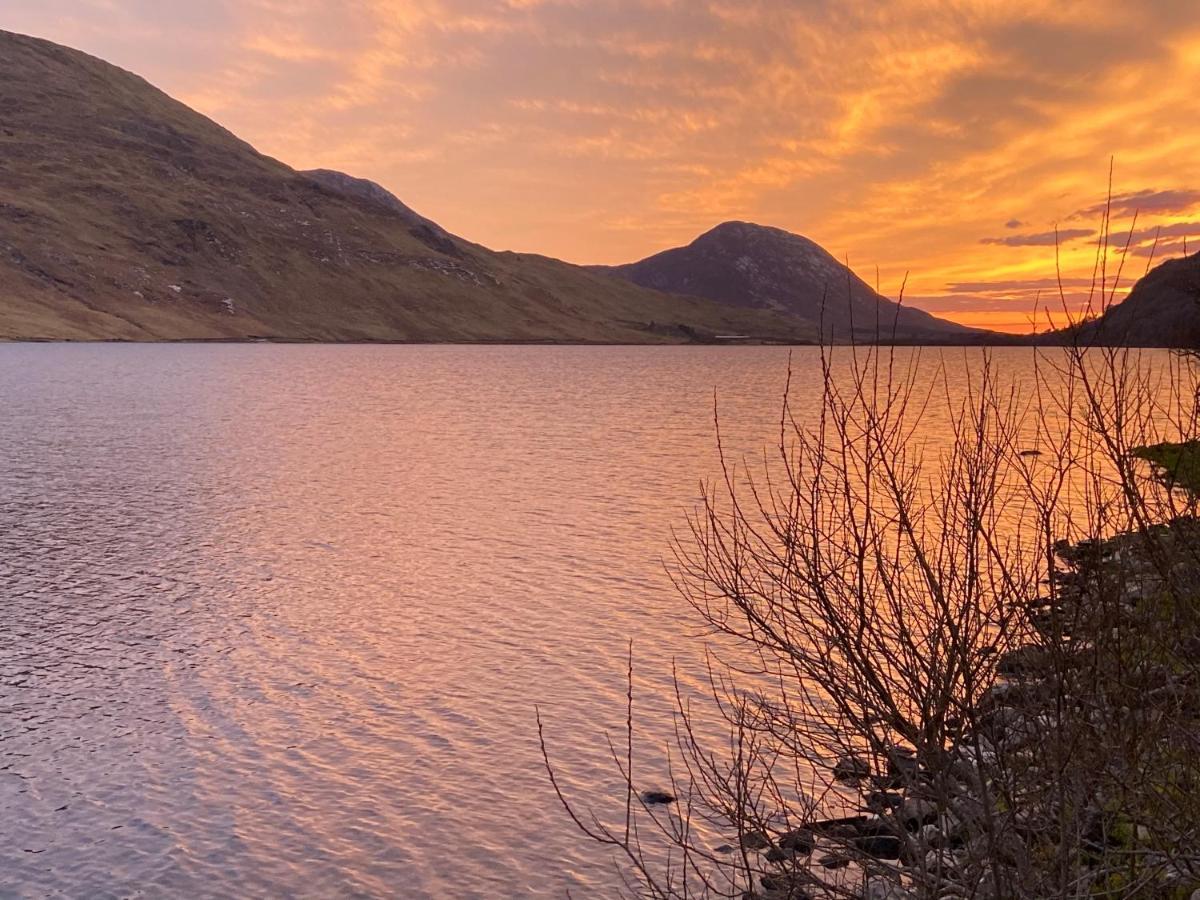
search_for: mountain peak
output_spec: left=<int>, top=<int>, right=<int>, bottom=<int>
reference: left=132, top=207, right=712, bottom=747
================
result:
left=598, top=223, right=976, bottom=340
left=698, top=220, right=798, bottom=242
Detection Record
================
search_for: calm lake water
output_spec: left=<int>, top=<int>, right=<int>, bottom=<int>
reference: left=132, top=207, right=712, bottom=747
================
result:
left=0, top=344, right=1163, bottom=898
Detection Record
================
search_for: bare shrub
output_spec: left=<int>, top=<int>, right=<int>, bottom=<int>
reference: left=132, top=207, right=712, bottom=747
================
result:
left=541, top=196, right=1200, bottom=899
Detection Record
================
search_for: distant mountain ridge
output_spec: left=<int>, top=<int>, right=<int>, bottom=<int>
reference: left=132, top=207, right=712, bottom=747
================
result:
left=592, top=221, right=981, bottom=341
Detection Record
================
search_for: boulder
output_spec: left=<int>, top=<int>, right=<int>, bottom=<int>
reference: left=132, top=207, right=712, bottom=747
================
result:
left=760, top=872, right=810, bottom=896
left=980, top=705, right=1026, bottom=745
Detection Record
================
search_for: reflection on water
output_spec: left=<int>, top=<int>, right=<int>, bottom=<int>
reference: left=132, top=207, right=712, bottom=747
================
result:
left=0, top=344, right=1156, bottom=898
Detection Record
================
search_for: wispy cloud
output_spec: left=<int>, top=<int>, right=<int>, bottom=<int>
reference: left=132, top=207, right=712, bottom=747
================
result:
left=945, top=277, right=1099, bottom=293
left=1072, top=189, right=1200, bottom=219
left=981, top=229, right=1095, bottom=247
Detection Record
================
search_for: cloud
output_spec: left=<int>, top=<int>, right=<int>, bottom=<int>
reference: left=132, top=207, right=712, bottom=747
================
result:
left=980, top=229, right=1095, bottom=247
left=1127, top=240, right=1195, bottom=259
left=1072, top=189, right=1200, bottom=219
left=1125, top=221, right=1200, bottom=243
left=1005, top=219, right=1024, bottom=228
left=945, top=277, right=1099, bottom=293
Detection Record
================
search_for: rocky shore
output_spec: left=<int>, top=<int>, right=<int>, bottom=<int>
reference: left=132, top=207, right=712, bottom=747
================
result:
left=736, top=521, right=1200, bottom=899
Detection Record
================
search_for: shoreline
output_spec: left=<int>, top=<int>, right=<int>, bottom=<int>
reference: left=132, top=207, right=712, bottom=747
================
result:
left=732, top=520, right=1200, bottom=899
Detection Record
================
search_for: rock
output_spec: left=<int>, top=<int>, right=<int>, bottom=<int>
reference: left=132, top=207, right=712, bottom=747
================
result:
left=819, top=854, right=850, bottom=869
left=764, top=846, right=793, bottom=863
left=760, top=872, right=809, bottom=895
left=853, top=834, right=903, bottom=859
left=996, top=644, right=1050, bottom=678
left=980, top=705, right=1026, bottom=744
left=863, top=877, right=912, bottom=899
left=977, top=679, right=1050, bottom=713
left=900, top=798, right=939, bottom=832
left=810, top=814, right=878, bottom=838
left=778, top=829, right=814, bottom=854
left=885, top=747, right=920, bottom=787
left=867, top=791, right=903, bottom=812
left=834, top=754, right=871, bottom=782
left=740, top=831, right=771, bottom=850
left=641, top=790, right=675, bottom=805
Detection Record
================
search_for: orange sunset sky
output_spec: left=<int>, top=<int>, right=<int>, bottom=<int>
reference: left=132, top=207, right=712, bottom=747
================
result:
left=8, top=0, right=1200, bottom=332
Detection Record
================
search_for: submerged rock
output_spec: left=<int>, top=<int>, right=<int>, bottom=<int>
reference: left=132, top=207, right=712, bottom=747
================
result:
left=765, top=846, right=797, bottom=863
left=760, top=871, right=811, bottom=896
left=779, top=829, right=815, bottom=854
left=834, top=754, right=871, bottom=782
left=740, top=831, right=771, bottom=850
left=641, top=790, right=676, bottom=805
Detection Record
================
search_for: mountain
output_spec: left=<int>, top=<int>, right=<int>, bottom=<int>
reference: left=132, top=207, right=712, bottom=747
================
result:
left=1053, top=251, right=1200, bottom=347
left=0, top=30, right=813, bottom=343
left=591, top=221, right=980, bottom=342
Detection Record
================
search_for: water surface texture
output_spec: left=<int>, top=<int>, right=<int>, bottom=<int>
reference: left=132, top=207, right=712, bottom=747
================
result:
left=0, top=344, right=1101, bottom=898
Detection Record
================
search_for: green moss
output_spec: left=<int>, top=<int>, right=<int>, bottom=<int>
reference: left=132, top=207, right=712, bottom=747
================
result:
left=1132, top=440, right=1200, bottom=495
left=1109, top=818, right=1134, bottom=848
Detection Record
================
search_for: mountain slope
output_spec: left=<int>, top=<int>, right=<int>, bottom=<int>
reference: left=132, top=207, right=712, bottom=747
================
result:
left=0, top=30, right=813, bottom=343
left=592, top=221, right=980, bottom=342
left=1053, top=252, right=1200, bottom=347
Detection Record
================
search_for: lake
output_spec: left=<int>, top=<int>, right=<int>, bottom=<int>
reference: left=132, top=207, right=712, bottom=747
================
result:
left=0, top=344, right=1157, bottom=898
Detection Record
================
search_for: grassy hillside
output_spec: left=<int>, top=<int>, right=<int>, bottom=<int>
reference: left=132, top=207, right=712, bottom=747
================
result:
left=0, top=30, right=814, bottom=343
